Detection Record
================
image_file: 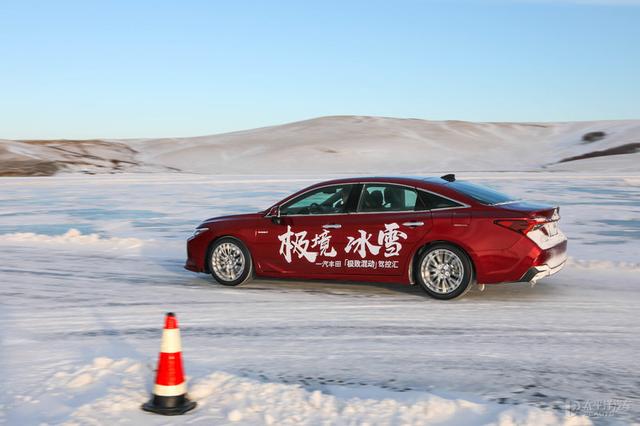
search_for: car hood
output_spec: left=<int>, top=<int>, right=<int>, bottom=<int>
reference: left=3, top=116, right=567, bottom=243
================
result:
left=201, top=212, right=262, bottom=226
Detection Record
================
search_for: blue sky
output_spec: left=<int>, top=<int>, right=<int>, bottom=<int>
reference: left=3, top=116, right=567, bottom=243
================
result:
left=1, top=0, right=639, bottom=139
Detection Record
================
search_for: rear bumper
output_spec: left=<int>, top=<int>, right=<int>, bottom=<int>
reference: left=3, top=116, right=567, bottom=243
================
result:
left=519, top=238, right=568, bottom=283
left=519, top=260, right=566, bottom=283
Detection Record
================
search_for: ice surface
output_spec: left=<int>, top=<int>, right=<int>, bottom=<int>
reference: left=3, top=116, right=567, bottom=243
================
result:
left=1, top=173, right=638, bottom=425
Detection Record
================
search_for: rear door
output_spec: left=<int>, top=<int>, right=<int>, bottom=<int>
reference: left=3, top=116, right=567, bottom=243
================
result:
left=336, top=183, right=432, bottom=277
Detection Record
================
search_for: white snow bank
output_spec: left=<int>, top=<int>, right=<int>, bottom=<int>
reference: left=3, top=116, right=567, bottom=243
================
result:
left=0, top=228, right=143, bottom=251
left=8, top=357, right=591, bottom=426
left=567, top=257, right=640, bottom=272
left=188, top=372, right=591, bottom=426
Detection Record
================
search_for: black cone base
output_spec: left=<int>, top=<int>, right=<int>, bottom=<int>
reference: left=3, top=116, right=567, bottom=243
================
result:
left=142, top=394, right=197, bottom=416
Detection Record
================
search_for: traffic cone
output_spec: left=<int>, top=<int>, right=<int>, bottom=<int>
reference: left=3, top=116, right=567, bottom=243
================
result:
left=142, top=312, right=197, bottom=415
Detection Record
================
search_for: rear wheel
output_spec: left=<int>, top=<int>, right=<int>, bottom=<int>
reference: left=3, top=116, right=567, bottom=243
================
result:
left=208, top=237, right=253, bottom=286
left=416, top=244, right=474, bottom=300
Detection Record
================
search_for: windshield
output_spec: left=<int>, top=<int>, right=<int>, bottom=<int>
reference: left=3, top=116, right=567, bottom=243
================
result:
left=280, top=184, right=353, bottom=215
left=448, top=181, right=518, bottom=205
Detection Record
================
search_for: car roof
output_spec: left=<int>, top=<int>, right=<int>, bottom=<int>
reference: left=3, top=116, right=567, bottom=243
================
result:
left=270, top=175, right=478, bottom=210
left=308, top=176, right=448, bottom=189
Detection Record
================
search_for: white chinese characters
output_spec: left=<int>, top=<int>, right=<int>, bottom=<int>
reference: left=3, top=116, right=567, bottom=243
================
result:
left=277, top=225, right=318, bottom=263
left=311, top=229, right=337, bottom=257
left=278, top=222, right=408, bottom=266
left=346, top=230, right=381, bottom=258
left=378, top=222, right=408, bottom=257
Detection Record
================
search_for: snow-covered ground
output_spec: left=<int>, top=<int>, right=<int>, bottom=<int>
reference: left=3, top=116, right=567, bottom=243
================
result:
left=1, top=173, right=639, bottom=425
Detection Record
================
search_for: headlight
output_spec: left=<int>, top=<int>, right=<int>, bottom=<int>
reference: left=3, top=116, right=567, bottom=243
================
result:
left=190, top=227, right=208, bottom=238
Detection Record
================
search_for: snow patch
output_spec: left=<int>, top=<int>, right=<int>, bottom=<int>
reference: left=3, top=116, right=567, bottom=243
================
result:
left=567, top=257, right=640, bottom=271
left=623, top=177, right=640, bottom=186
left=51, top=357, right=127, bottom=390
left=0, top=228, right=143, bottom=251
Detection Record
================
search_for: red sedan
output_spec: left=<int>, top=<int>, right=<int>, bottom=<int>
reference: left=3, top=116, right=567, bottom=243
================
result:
left=185, top=175, right=567, bottom=299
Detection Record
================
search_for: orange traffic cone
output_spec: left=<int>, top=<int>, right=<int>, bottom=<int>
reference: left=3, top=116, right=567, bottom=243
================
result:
left=142, top=312, right=196, bottom=415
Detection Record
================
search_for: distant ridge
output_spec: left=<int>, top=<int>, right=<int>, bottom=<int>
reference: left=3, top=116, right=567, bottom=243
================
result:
left=2, top=115, right=640, bottom=176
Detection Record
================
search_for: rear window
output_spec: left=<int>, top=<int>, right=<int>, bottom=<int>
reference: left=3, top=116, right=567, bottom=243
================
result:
left=448, top=181, right=517, bottom=205
left=419, top=191, right=462, bottom=209
left=358, top=184, right=424, bottom=212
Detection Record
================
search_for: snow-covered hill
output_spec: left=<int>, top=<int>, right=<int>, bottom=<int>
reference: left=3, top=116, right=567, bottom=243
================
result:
left=1, top=116, right=639, bottom=175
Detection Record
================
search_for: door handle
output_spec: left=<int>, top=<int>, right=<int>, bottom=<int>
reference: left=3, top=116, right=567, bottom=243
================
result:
left=402, top=221, right=424, bottom=227
left=322, top=224, right=342, bottom=229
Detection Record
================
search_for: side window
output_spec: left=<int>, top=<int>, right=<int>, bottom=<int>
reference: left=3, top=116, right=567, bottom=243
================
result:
left=357, top=184, right=424, bottom=212
left=419, top=190, right=463, bottom=209
left=281, top=185, right=353, bottom=215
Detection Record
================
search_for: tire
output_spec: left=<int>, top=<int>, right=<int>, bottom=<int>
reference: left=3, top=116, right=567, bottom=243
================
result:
left=415, top=243, right=475, bottom=300
left=207, top=237, right=254, bottom=286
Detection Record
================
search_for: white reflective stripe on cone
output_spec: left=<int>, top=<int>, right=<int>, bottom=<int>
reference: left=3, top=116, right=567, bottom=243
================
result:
left=160, top=329, right=182, bottom=353
left=153, top=382, right=187, bottom=397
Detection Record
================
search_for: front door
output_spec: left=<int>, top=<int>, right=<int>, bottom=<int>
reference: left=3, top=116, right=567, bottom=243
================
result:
left=255, top=183, right=355, bottom=276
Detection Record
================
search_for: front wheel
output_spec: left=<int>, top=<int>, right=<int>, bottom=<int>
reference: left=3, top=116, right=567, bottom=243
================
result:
left=208, top=237, right=253, bottom=286
left=415, top=244, right=474, bottom=300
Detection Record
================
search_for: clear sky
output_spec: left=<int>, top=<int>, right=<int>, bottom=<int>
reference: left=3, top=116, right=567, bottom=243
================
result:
left=1, top=0, right=639, bottom=139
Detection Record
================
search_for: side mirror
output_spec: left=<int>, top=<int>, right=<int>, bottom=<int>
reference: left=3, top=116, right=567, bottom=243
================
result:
left=268, top=205, right=282, bottom=225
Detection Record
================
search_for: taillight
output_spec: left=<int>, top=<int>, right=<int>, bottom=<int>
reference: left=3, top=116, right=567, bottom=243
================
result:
left=494, top=218, right=546, bottom=235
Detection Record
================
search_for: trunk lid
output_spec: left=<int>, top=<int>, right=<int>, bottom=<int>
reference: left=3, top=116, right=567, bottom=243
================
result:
left=495, top=201, right=559, bottom=221
left=493, top=201, right=561, bottom=241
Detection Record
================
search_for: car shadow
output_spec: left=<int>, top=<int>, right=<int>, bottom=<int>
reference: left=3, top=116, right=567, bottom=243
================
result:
left=155, top=257, right=562, bottom=302
left=236, top=277, right=561, bottom=301
left=243, top=277, right=427, bottom=297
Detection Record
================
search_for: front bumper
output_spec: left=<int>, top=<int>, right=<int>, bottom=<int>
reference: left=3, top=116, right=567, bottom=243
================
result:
left=184, top=257, right=199, bottom=272
left=184, top=233, right=210, bottom=273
